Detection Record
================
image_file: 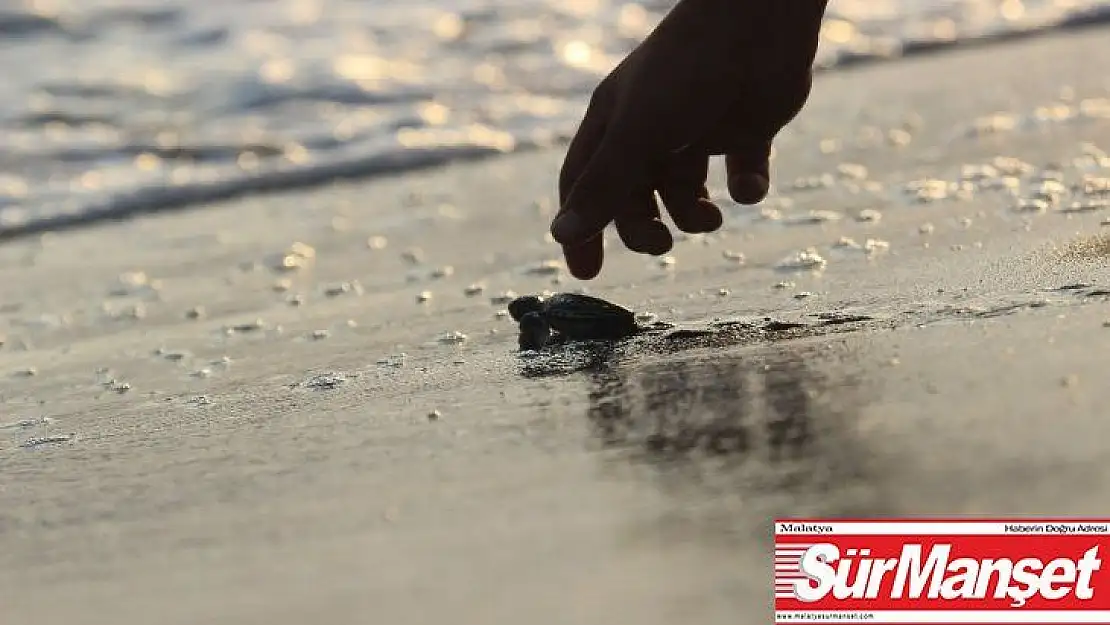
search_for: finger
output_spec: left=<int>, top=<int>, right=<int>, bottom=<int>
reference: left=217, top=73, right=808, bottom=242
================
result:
left=716, top=72, right=812, bottom=205
left=725, top=139, right=773, bottom=205
left=656, top=156, right=723, bottom=233
left=558, top=97, right=609, bottom=206
left=552, top=139, right=644, bottom=246
left=665, top=193, right=724, bottom=234
left=557, top=118, right=609, bottom=279
left=678, top=119, right=771, bottom=205
left=614, top=190, right=673, bottom=256
left=555, top=87, right=614, bottom=280
left=561, top=236, right=605, bottom=280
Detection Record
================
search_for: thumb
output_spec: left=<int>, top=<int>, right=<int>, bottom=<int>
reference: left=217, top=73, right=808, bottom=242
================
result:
left=725, top=141, right=773, bottom=205
left=705, top=70, right=814, bottom=205
left=551, top=140, right=646, bottom=246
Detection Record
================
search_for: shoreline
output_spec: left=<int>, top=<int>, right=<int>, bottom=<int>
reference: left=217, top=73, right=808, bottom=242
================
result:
left=3, top=19, right=1110, bottom=244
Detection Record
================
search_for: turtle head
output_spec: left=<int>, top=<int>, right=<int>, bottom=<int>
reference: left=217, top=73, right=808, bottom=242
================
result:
left=507, top=295, right=544, bottom=322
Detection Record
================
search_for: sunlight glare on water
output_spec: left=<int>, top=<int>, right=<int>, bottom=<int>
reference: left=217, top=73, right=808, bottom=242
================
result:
left=0, top=0, right=1108, bottom=234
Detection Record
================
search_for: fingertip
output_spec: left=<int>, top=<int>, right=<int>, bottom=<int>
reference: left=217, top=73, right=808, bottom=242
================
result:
left=555, top=141, right=640, bottom=245
left=727, top=172, right=770, bottom=205
left=725, top=146, right=772, bottom=205
left=562, top=239, right=604, bottom=280
left=569, top=264, right=601, bottom=280
left=660, top=185, right=724, bottom=234
left=616, top=219, right=674, bottom=256
left=552, top=187, right=619, bottom=245
left=679, top=198, right=724, bottom=233
left=550, top=211, right=587, bottom=245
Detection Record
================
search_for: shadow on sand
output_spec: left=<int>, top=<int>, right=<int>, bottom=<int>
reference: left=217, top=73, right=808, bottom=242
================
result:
left=577, top=339, right=905, bottom=532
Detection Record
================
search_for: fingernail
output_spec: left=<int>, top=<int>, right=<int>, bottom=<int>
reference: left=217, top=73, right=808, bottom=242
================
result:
left=551, top=211, right=586, bottom=243
left=728, top=173, right=770, bottom=205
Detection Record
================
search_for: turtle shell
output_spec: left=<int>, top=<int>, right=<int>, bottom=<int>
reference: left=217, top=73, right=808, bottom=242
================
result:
left=541, top=293, right=638, bottom=340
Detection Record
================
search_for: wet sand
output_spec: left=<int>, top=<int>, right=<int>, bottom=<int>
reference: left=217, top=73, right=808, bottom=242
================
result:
left=3, top=29, right=1110, bottom=625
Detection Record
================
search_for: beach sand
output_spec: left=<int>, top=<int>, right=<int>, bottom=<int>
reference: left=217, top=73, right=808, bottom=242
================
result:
left=3, top=28, right=1110, bottom=625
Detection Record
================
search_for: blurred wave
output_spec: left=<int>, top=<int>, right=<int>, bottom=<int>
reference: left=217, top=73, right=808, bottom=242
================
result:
left=1, top=0, right=1108, bottom=239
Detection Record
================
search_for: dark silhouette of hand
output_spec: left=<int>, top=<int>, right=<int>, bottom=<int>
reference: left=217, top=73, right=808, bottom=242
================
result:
left=552, top=0, right=828, bottom=279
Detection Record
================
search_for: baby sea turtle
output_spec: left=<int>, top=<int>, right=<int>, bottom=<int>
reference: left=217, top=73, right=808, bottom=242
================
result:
left=509, top=293, right=643, bottom=350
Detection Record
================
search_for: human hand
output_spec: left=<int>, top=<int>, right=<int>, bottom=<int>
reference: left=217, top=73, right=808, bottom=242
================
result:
left=551, top=0, right=827, bottom=279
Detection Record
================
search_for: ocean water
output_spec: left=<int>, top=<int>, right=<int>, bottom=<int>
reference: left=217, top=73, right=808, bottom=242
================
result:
left=1, top=0, right=1108, bottom=238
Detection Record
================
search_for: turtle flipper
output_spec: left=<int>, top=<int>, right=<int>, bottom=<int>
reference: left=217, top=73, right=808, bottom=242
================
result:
left=518, top=312, right=551, bottom=351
